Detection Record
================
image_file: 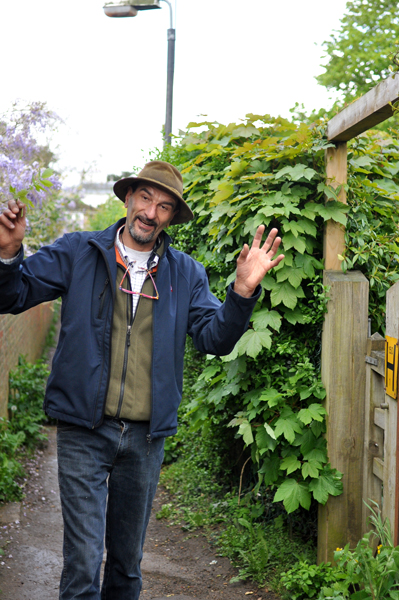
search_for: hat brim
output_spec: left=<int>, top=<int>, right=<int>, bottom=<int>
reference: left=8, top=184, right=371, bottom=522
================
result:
left=113, top=176, right=194, bottom=225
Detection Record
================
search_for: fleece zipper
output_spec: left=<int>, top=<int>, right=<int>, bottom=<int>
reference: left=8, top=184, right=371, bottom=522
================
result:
left=115, top=267, right=135, bottom=418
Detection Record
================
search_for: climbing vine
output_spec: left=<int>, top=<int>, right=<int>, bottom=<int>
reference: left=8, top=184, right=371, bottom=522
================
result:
left=161, top=113, right=399, bottom=514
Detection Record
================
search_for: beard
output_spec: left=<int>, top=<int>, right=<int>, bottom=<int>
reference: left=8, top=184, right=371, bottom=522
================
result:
left=127, top=216, right=158, bottom=245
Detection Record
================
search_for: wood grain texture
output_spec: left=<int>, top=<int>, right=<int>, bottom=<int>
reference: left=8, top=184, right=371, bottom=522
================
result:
left=318, top=270, right=369, bottom=563
left=324, top=144, right=348, bottom=270
left=362, top=337, right=385, bottom=535
left=327, top=74, right=399, bottom=142
left=385, top=281, right=399, bottom=541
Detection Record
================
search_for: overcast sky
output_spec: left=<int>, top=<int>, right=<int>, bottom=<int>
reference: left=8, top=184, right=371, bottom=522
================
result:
left=1, top=0, right=348, bottom=187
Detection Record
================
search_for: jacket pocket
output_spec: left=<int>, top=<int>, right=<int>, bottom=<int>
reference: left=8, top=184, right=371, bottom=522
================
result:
left=97, top=277, right=110, bottom=319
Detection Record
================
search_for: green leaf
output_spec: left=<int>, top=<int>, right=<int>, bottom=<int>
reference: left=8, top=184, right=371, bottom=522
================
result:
left=198, top=365, right=220, bottom=381
left=41, top=168, right=53, bottom=179
left=251, top=309, right=282, bottom=331
left=283, top=307, right=307, bottom=325
left=274, top=415, right=303, bottom=443
left=259, top=455, right=280, bottom=485
left=264, top=422, right=277, bottom=440
left=233, top=328, right=272, bottom=359
left=256, top=425, right=277, bottom=453
left=298, top=404, right=327, bottom=425
left=238, top=422, right=254, bottom=446
left=315, top=201, right=349, bottom=226
left=280, top=455, right=301, bottom=475
left=39, top=179, right=53, bottom=188
left=273, top=479, right=311, bottom=513
left=282, top=220, right=304, bottom=237
left=229, top=160, right=248, bottom=178
left=275, top=164, right=318, bottom=182
left=212, top=182, right=234, bottom=204
left=282, top=232, right=307, bottom=254
left=232, top=124, right=260, bottom=138
left=270, top=281, right=303, bottom=310
left=302, top=459, right=322, bottom=479
left=295, top=253, right=317, bottom=278
left=308, top=467, right=343, bottom=504
left=259, top=388, right=283, bottom=407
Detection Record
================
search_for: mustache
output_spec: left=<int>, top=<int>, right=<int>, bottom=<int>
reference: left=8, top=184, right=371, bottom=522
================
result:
left=134, top=215, right=157, bottom=227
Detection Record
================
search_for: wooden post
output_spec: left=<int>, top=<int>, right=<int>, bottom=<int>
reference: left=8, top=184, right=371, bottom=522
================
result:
left=318, top=270, right=369, bottom=564
left=324, top=143, right=348, bottom=271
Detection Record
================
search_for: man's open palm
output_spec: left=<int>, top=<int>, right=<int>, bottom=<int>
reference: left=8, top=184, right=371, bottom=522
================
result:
left=234, top=226, right=284, bottom=298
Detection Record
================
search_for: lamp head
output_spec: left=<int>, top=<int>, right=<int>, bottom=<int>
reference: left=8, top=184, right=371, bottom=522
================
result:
left=103, top=0, right=161, bottom=17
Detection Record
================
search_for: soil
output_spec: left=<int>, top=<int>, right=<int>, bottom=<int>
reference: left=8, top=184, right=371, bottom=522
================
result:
left=0, top=427, right=281, bottom=600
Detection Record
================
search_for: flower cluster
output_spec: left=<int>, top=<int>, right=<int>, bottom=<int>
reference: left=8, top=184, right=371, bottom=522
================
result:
left=0, top=101, right=62, bottom=206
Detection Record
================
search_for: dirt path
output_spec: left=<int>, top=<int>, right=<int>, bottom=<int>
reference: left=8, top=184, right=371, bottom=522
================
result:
left=0, top=427, right=280, bottom=600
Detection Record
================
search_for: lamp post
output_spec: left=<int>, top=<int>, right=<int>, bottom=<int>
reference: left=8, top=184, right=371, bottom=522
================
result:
left=103, top=1, right=176, bottom=146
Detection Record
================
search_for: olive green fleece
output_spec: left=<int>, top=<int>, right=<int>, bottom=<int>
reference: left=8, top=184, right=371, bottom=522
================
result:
left=104, top=239, right=164, bottom=421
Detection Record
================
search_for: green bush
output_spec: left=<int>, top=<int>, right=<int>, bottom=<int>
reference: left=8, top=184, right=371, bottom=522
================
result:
left=0, top=355, right=50, bottom=503
left=281, top=560, right=347, bottom=600
left=0, top=422, right=26, bottom=502
left=8, top=356, right=49, bottom=449
left=88, top=196, right=126, bottom=231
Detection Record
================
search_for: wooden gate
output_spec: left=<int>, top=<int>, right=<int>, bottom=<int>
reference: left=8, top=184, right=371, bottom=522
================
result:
left=363, top=281, right=399, bottom=543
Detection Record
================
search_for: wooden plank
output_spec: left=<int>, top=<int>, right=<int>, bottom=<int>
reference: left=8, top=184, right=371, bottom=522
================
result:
left=327, top=74, right=399, bottom=142
left=362, top=343, right=384, bottom=534
left=373, top=457, right=385, bottom=481
left=318, top=270, right=369, bottom=563
left=324, top=143, right=348, bottom=270
left=383, top=281, right=399, bottom=533
left=374, top=407, right=386, bottom=431
left=367, top=332, right=385, bottom=355
left=370, top=350, right=385, bottom=377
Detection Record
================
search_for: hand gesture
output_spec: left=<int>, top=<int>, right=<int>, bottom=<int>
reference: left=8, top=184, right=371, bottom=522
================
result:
left=234, top=226, right=284, bottom=298
left=0, top=199, right=26, bottom=259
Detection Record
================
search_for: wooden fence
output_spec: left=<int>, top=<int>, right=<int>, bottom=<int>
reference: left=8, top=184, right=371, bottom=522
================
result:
left=0, top=303, right=54, bottom=417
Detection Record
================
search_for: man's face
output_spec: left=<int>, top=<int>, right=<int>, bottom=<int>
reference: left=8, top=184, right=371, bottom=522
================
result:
left=122, top=184, right=178, bottom=251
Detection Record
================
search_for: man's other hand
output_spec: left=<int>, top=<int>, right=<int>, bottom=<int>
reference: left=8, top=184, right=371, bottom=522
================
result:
left=0, top=199, right=26, bottom=259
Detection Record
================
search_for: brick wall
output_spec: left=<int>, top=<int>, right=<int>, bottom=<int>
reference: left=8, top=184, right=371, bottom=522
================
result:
left=0, top=303, right=54, bottom=417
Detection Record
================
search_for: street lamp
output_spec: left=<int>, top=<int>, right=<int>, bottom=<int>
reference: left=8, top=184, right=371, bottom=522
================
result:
left=103, top=1, right=176, bottom=146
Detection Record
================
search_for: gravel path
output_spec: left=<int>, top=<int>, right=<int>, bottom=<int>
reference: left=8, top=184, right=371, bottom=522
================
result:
left=0, top=427, right=280, bottom=600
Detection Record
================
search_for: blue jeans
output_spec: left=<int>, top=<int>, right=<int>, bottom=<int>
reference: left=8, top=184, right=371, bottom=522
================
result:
left=57, top=418, right=164, bottom=600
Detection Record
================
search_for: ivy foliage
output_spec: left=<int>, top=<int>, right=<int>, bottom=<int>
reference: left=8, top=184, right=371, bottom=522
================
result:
left=161, top=114, right=399, bottom=514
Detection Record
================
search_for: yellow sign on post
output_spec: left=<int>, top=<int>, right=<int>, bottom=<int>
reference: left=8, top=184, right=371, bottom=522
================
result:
left=386, top=335, right=399, bottom=399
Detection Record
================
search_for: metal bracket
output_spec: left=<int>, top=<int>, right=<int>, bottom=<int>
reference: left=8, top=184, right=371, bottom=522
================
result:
left=365, top=355, right=378, bottom=366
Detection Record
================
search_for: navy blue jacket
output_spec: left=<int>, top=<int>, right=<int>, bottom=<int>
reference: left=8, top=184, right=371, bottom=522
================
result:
left=0, top=219, right=260, bottom=438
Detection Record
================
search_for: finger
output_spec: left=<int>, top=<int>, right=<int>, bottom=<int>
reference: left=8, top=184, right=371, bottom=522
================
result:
left=237, top=244, right=250, bottom=262
left=261, top=228, right=279, bottom=252
left=268, top=254, right=285, bottom=270
left=7, top=199, right=20, bottom=213
left=0, top=211, right=18, bottom=229
left=267, top=236, right=282, bottom=257
left=251, top=225, right=266, bottom=249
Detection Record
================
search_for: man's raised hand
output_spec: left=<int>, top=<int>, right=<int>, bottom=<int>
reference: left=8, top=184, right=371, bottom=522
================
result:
left=0, top=199, right=26, bottom=259
left=233, top=226, right=284, bottom=298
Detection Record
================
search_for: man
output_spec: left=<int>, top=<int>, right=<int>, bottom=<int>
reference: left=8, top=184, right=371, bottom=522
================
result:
left=0, top=160, right=284, bottom=600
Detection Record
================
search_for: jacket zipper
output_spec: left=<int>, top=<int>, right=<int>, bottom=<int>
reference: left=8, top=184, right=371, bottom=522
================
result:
left=88, top=240, right=115, bottom=429
left=115, top=279, right=134, bottom=418
left=147, top=257, right=164, bottom=445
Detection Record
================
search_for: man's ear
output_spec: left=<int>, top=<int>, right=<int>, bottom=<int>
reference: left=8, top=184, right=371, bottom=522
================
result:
left=124, top=187, right=132, bottom=208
